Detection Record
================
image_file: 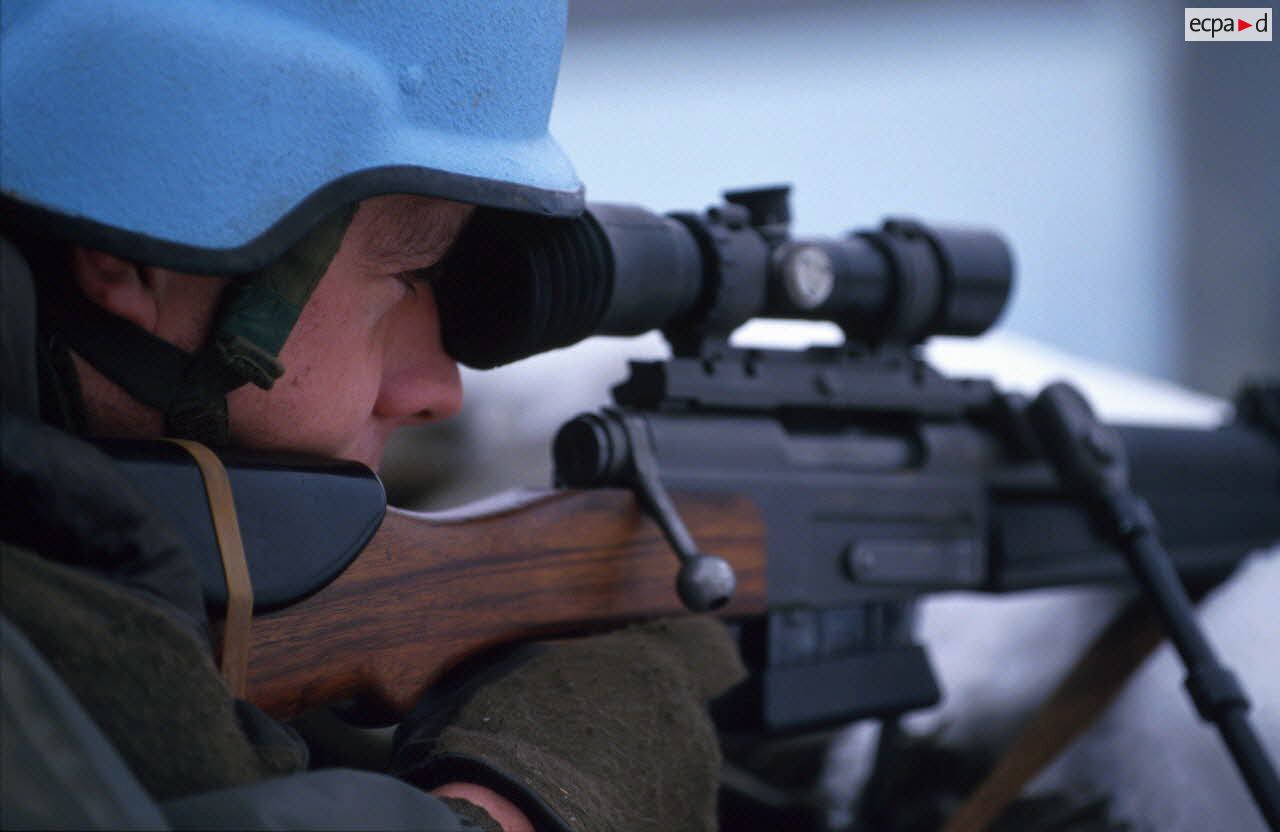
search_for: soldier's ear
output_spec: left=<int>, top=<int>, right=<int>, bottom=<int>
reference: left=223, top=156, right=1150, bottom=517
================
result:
left=69, top=247, right=161, bottom=332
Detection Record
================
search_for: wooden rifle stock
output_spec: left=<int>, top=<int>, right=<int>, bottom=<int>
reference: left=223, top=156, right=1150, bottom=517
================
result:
left=244, top=489, right=767, bottom=719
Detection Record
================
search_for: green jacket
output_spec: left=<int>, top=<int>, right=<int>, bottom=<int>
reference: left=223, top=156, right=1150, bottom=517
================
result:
left=0, top=413, right=478, bottom=830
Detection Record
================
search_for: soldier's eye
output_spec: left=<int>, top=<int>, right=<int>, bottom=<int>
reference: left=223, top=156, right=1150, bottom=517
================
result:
left=396, top=263, right=445, bottom=295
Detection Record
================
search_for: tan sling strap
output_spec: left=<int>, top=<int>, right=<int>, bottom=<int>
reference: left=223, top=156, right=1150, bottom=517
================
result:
left=163, top=439, right=254, bottom=697
left=943, top=596, right=1170, bottom=832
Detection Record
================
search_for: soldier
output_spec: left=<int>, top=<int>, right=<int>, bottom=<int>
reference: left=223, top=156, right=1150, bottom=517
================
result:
left=0, top=2, right=744, bottom=829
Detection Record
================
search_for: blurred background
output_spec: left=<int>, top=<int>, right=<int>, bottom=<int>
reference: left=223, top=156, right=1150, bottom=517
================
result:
left=384, top=0, right=1277, bottom=507
left=554, top=0, right=1277, bottom=392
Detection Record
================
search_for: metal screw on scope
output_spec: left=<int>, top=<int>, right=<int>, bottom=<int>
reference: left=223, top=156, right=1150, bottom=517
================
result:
left=557, top=411, right=737, bottom=612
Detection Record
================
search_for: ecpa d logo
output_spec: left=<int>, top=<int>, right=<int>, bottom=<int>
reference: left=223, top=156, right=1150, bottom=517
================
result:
left=1185, top=7, right=1272, bottom=40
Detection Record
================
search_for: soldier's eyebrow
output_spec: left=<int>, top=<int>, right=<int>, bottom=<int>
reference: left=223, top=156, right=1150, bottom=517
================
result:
left=359, top=200, right=469, bottom=270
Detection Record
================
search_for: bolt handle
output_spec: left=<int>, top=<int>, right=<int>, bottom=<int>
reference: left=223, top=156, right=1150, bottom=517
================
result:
left=553, top=410, right=737, bottom=612
left=675, top=552, right=736, bottom=612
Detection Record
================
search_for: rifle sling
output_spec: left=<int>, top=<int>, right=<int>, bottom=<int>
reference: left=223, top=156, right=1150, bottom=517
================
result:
left=163, top=439, right=254, bottom=698
left=943, top=589, right=1209, bottom=832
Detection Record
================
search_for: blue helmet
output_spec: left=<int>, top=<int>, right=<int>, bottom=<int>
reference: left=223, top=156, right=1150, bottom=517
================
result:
left=1, top=0, right=583, bottom=274
left=2, top=0, right=584, bottom=445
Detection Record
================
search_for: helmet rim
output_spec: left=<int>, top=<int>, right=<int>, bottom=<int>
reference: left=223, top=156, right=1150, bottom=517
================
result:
left=2, top=163, right=583, bottom=276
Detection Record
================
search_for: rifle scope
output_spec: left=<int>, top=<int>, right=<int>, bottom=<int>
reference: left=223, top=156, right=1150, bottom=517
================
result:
left=435, top=186, right=1014, bottom=369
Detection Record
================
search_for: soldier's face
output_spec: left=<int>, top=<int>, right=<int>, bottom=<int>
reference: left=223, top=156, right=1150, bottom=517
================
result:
left=223, top=195, right=473, bottom=468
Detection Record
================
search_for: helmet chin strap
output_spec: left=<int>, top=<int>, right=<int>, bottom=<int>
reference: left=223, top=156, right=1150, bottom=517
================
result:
left=54, top=205, right=355, bottom=445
